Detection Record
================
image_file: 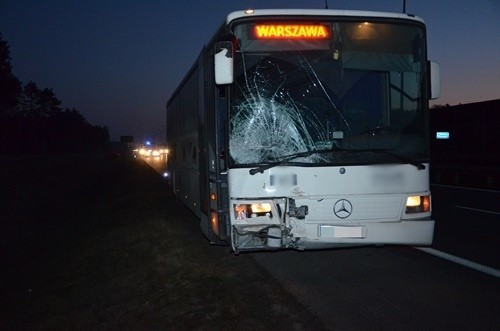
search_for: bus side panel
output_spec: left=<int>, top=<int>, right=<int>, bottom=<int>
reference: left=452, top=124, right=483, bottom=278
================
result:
left=166, top=56, right=202, bottom=218
left=166, top=96, right=179, bottom=194
left=198, top=48, right=212, bottom=239
left=167, top=45, right=228, bottom=244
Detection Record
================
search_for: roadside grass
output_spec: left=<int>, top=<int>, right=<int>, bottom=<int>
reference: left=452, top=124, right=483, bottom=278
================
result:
left=0, top=155, right=323, bottom=330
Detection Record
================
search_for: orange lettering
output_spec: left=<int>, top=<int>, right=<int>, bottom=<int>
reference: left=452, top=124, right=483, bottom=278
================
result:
left=254, top=24, right=329, bottom=39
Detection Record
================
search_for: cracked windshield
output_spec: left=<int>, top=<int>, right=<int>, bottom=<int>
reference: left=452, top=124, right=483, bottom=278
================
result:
left=229, top=21, right=428, bottom=166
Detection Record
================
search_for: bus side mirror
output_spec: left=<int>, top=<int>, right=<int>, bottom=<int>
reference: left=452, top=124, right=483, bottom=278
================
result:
left=214, top=41, right=234, bottom=85
left=429, top=61, right=440, bottom=100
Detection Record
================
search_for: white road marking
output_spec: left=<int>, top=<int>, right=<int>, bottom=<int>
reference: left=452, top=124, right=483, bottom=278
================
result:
left=414, top=247, right=500, bottom=278
left=455, top=205, right=500, bottom=215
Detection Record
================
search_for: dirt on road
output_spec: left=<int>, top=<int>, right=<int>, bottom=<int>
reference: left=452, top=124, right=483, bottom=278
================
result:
left=0, top=155, right=324, bottom=330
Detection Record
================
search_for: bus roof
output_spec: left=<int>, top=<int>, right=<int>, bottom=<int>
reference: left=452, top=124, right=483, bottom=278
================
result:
left=227, top=9, right=425, bottom=25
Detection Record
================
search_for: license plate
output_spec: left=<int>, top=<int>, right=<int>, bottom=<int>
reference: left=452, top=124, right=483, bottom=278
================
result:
left=319, top=225, right=367, bottom=238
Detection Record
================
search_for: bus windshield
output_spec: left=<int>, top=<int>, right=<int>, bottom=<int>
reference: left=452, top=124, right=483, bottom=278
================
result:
left=229, top=20, right=429, bottom=167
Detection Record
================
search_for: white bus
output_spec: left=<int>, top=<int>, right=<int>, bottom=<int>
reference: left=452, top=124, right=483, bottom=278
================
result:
left=166, top=9, right=440, bottom=252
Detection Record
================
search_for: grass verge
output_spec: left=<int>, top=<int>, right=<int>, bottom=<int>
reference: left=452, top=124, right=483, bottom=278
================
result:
left=0, top=155, right=323, bottom=330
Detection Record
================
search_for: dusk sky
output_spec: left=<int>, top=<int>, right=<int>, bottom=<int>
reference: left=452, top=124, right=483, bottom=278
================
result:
left=1, top=0, right=499, bottom=142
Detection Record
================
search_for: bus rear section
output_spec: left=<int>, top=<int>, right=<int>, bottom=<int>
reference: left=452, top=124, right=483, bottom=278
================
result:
left=166, top=9, right=439, bottom=252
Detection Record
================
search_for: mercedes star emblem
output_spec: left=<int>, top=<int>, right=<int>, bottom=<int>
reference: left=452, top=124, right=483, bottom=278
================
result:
left=333, top=199, right=353, bottom=219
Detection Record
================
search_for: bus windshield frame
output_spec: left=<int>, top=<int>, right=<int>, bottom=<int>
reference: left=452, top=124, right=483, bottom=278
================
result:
left=228, top=18, right=429, bottom=168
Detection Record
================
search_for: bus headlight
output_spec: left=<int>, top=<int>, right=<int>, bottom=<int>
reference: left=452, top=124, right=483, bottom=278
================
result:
left=251, top=203, right=272, bottom=213
left=234, top=203, right=273, bottom=220
left=405, top=195, right=431, bottom=213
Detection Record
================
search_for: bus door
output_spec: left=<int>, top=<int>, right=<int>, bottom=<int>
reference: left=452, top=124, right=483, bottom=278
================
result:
left=200, top=49, right=230, bottom=244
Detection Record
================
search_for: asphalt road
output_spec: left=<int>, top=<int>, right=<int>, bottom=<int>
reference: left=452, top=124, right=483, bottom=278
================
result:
left=140, top=155, right=168, bottom=175
left=251, top=184, right=500, bottom=330
left=430, top=184, right=500, bottom=269
left=253, top=247, right=499, bottom=330
left=143, top=157, right=500, bottom=330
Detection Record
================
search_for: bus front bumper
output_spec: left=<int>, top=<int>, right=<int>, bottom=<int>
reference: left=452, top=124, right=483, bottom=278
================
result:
left=231, top=219, right=434, bottom=251
left=294, top=219, right=435, bottom=249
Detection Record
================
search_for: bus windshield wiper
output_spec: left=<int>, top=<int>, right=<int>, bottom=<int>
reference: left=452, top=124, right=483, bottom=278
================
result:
left=249, top=147, right=425, bottom=175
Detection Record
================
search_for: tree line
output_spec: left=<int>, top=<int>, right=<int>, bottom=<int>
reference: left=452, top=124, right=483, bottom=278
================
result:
left=0, top=33, right=109, bottom=155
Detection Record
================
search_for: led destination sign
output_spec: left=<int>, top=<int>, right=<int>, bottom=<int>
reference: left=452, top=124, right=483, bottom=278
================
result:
left=254, top=24, right=329, bottom=39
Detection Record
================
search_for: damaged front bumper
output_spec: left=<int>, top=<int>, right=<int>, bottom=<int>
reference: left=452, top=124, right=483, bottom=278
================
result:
left=231, top=219, right=435, bottom=252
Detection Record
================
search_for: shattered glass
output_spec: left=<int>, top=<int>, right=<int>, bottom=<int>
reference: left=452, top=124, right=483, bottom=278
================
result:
left=229, top=21, right=428, bottom=166
left=230, top=58, right=331, bottom=164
